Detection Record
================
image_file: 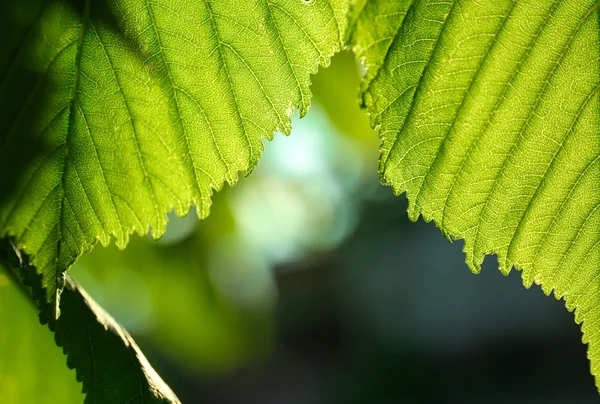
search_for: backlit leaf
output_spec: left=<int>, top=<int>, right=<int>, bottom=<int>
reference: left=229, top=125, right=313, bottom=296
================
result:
left=0, top=0, right=347, bottom=309
left=350, top=0, right=600, bottom=388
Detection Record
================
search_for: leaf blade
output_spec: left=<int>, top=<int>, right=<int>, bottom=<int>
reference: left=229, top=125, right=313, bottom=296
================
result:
left=0, top=0, right=348, bottom=305
left=351, top=0, right=600, bottom=388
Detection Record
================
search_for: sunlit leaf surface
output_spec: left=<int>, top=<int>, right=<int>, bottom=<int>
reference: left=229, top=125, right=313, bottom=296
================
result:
left=0, top=0, right=347, bottom=307
left=350, top=0, right=600, bottom=388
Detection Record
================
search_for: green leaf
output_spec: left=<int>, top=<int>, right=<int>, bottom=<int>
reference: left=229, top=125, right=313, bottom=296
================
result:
left=1, top=243, right=180, bottom=403
left=0, top=0, right=347, bottom=309
left=55, top=276, right=180, bottom=404
left=350, top=0, right=600, bottom=388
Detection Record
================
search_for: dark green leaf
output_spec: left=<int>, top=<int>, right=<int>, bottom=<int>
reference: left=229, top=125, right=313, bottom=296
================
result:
left=1, top=243, right=180, bottom=403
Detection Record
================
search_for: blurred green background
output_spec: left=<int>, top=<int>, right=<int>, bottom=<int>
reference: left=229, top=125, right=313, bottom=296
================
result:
left=0, top=52, right=597, bottom=403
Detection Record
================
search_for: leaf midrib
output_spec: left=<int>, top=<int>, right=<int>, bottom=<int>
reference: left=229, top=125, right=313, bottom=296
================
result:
left=58, top=0, right=92, bottom=307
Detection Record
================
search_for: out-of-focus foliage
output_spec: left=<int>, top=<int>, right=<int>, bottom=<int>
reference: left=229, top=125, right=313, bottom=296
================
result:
left=311, top=51, right=376, bottom=152
left=0, top=272, right=83, bottom=404
left=72, top=232, right=275, bottom=374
